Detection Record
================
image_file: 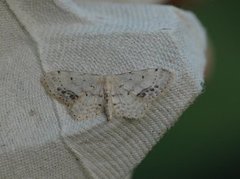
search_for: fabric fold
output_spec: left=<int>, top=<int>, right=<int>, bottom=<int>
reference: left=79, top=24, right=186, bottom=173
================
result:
left=1, top=0, right=206, bottom=178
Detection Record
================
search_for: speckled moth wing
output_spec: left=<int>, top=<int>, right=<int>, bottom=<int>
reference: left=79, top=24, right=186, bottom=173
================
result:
left=41, top=71, right=105, bottom=120
left=111, top=68, right=174, bottom=119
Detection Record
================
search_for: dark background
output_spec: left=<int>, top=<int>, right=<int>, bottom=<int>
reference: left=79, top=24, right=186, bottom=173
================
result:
left=133, top=0, right=240, bottom=178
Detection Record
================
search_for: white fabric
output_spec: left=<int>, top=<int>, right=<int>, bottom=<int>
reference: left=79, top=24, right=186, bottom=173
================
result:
left=62, top=0, right=167, bottom=3
left=0, top=0, right=207, bottom=178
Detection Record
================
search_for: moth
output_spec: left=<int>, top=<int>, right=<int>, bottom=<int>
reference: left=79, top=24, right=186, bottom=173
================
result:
left=41, top=68, right=174, bottom=121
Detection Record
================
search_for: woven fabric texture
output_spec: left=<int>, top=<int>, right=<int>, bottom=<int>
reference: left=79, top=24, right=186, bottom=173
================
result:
left=0, top=0, right=206, bottom=178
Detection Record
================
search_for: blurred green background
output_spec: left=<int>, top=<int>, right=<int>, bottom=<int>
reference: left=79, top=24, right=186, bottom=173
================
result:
left=133, top=0, right=240, bottom=178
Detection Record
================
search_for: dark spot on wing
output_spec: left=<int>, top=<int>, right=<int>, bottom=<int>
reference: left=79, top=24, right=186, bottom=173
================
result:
left=70, top=77, right=73, bottom=80
left=155, top=69, right=158, bottom=71
left=69, top=95, right=76, bottom=100
left=137, top=86, right=154, bottom=97
left=150, top=88, right=154, bottom=91
left=98, top=104, right=102, bottom=106
left=142, top=75, right=144, bottom=79
left=85, top=93, right=88, bottom=96
left=57, top=71, right=60, bottom=74
left=154, top=85, right=159, bottom=88
left=137, top=92, right=146, bottom=97
left=57, top=87, right=79, bottom=101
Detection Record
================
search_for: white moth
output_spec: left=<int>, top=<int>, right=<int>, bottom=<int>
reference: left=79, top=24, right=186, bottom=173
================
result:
left=41, top=68, right=174, bottom=121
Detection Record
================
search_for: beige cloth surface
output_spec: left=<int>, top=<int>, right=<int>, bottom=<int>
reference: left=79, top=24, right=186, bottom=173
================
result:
left=64, top=0, right=167, bottom=3
left=0, top=0, right=206, bottom=178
